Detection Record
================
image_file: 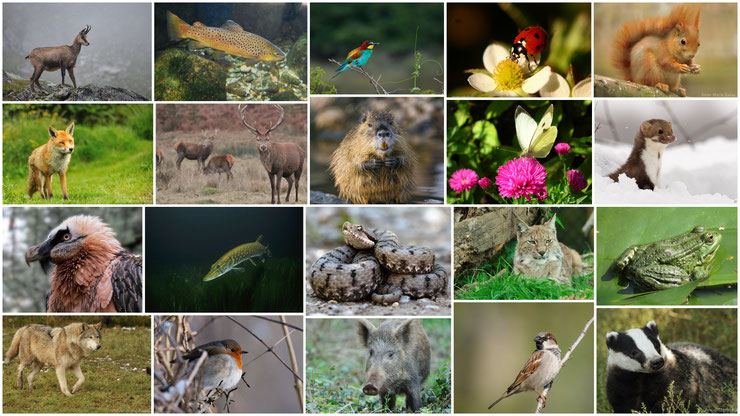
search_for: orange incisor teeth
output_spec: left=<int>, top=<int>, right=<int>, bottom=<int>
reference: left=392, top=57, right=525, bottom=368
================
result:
left=381, top=142, right=388, bottom=150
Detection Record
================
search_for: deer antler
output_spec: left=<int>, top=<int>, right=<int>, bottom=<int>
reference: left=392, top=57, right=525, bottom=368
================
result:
left=238, top=104, right=261, bottom=135
left=265, top=105, right=285, bottom=134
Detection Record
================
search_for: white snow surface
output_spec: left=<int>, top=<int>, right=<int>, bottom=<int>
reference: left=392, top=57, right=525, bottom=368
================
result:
left=594, top=137, right=737, bottom=205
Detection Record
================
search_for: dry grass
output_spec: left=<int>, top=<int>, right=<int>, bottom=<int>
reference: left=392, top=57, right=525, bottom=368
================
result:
left=155, top=129, right=307, bottom=204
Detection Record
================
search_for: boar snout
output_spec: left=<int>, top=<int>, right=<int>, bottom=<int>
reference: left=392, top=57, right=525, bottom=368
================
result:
left=363, top=372, right=385, bottom=396
left=362, top=383, right=379, bottom=396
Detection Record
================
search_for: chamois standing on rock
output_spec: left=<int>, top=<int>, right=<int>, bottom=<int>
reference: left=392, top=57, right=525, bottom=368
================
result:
left=26, top=25, right=91, bottom=94
left=204, top=154, right=235, bottom=184
left=173, top=129, right=215, bottom=171
left=238, top=104, right=305, bottom=204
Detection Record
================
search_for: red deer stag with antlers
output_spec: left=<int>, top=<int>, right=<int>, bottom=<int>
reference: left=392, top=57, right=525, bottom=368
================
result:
left=238, top=104, right=305, bottom=204
left=26, top=25, right=91, bottom=94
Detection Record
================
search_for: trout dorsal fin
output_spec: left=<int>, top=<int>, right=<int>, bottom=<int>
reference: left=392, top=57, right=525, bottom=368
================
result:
left=256, top=235, right=264, bottom=244
left=221, top=20, right=245, bottom=32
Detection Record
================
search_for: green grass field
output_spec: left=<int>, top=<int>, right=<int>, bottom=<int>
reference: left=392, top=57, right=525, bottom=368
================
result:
left=454, top=241, right=594, bottom=300
left=306, top=319, right=451, bottom=414
left=3, top=317, right=151, bottom=413
left=3, top=106, right=153, bottom=204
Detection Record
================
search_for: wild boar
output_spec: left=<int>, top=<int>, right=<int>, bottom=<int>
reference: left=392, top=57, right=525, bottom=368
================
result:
left=357, top=318, right=431, bottom=412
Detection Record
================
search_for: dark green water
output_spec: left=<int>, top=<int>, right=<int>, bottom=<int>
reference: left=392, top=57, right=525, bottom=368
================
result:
left=145, top=207, right=303, bottom=312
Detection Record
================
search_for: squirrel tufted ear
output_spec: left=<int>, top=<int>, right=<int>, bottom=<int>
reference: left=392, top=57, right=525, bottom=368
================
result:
left=694, top=8, right=701, bottom=27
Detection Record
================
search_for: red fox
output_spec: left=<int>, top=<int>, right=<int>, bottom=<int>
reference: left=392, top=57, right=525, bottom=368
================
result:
left=27, top=122, right=75, bottom=200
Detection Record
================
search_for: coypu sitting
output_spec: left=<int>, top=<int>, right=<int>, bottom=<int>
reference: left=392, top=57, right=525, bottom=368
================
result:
left=329, top=110, right=416, bottom=204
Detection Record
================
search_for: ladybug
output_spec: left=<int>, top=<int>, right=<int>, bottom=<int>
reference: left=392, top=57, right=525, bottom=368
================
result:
left=510, top=26, right=548, bottom=71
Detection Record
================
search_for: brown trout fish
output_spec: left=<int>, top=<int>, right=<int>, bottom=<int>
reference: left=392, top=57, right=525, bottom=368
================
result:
left=203, top=235, right=272, bottom=282
left=166, top=11, right=285, bottom=61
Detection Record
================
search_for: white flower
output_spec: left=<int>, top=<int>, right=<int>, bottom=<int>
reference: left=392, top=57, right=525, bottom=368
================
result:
left=540, top=74, right=592, bottom=97
left=467, top=43, right=589, bottom=97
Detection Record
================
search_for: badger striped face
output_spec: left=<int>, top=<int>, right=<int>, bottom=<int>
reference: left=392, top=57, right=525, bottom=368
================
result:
left=606, top=320, right=668, bottom=373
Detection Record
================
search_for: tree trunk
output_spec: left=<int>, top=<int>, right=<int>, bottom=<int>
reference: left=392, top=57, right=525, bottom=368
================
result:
left=453, top=208, right=540, bottom=278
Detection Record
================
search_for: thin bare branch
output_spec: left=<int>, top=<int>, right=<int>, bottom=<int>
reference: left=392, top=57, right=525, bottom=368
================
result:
left=225, top=316, right=304, bottom=381
left=254, top=315, right=304, bottom=331
left=281, top=315, right=304, bottom=409
left=328, top=58, right=389, bottom=94
left=535, top=316, right=594, bottom=413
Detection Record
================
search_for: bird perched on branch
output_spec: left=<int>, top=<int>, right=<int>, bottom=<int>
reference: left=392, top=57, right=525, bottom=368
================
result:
left=172, top=339, right=248, bottom=393
left=25, top=215, right=142, bottom=312
left=488, top=332, right=561, bottom=409
left=333, top=40, right=379, bottom=78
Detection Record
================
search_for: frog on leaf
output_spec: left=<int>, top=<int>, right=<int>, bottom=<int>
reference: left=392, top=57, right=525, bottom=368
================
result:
left=613, top=226, right=722, bottom=291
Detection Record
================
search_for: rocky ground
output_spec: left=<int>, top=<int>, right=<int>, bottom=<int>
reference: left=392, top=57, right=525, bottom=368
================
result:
left=3, top=79, right=148, bottom=101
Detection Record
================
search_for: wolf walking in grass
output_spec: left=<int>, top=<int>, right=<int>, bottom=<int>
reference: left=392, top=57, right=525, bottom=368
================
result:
left=26, top=122, right=75, bottom=200
left=4, top=322, right=102, bottom=397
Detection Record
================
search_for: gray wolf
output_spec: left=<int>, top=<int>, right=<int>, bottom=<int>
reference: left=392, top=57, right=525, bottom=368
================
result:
left=4, top=322, right=102, bottom=396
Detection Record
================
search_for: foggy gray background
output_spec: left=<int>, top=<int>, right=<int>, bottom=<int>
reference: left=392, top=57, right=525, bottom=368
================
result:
left=3, top=3, right=152, bottom=98
left=595, top=100, right=737, bottom=144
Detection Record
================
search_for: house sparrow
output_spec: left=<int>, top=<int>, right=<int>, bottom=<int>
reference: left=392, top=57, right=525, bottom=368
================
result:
left=487, top=332, right=561, bottom=409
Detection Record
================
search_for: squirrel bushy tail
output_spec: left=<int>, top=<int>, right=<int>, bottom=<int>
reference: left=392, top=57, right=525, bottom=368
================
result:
left=611, top=5, right=701, bottom=80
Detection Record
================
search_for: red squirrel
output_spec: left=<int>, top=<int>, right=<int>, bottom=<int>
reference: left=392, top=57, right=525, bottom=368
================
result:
left=611, top=6, right=701, bottom=97
left=608, top=119, right=676, bottom=190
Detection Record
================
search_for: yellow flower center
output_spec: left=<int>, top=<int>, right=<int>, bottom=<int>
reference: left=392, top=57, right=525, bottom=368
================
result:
left=493, top=59, right=524, bottom=91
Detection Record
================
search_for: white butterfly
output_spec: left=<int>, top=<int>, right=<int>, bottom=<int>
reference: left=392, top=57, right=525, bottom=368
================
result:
left=515, top=104, right=558, bottom=158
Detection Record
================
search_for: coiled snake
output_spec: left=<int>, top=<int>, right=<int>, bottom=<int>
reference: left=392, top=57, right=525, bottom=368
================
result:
left=309, top=222, right=448, bottom=304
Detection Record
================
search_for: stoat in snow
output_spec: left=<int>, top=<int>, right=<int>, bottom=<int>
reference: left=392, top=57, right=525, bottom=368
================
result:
left=608, top=119, right=676, bottom=190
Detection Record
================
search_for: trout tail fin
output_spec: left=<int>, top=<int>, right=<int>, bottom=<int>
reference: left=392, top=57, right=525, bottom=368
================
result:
left=166, top=10, right=189, bottom=41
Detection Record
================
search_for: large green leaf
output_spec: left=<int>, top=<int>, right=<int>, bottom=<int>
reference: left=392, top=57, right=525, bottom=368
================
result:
left=597, top=207, right=737, bottom=305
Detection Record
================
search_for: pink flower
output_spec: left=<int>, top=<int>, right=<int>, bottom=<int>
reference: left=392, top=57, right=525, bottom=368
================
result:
left=536, top=189, right=548, bottom=201
left=449, top=169, right=479, bottom=193
left=554, top=143, right=571, bottom=155
left=495, top=157, right=547, bottom=201
left=567, top=170, right=588, bottom=192
left=478, top=177, right=491, bottom=189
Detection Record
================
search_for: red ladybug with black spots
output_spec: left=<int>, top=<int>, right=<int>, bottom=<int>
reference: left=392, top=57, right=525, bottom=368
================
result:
left=510, top=27, right=548, bottom=71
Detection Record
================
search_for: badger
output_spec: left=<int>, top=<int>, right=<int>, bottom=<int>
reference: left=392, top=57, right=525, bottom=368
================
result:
left=606, top=320, right=736, bottom=413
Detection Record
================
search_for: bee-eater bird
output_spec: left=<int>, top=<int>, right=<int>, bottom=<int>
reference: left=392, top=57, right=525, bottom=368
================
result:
left=333, top=40, right=379, bottom=78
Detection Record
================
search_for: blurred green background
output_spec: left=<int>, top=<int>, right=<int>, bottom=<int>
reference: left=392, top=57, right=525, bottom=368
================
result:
left=447, top=100, right=592, bottom=204
left=454, top=302, right=593, bottom=413
left=597, top=207, right=737, bottom=305
left=448, top=3, right=591, bottom=96
left=596, top=308, right=737, bottom=413
left=310, top=3, right=444, bottom=94
left=306, top=318, right=451, bottom=413
left=594, top=3, right=737, bottom=97
left=2, top=104, right=153, bottom=204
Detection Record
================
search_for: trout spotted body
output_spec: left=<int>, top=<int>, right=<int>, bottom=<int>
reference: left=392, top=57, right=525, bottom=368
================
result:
left=166, top=11, right=285, bottom=61
left=203, top=235, right=271, bottom=282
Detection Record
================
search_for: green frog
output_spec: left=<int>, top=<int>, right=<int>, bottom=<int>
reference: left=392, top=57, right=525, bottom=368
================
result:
left=613, top=226, right=722, bottom=290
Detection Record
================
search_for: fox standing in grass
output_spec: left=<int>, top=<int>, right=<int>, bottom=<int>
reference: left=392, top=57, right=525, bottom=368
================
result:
left=27, top=122, right=75, bottom=200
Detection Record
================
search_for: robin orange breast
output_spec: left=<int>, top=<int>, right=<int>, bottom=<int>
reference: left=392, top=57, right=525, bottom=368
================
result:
left=174, top=339, right=247, bottom=392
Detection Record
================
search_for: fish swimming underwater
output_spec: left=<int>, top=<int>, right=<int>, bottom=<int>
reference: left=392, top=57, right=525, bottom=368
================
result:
left=166, top=11, right=286, bottom=62
left=203, top=235, right=272, bottom=282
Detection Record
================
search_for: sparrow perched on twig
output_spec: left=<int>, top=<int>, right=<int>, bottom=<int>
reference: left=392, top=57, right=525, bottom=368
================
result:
left=488, top=332, right=561, bottom=409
